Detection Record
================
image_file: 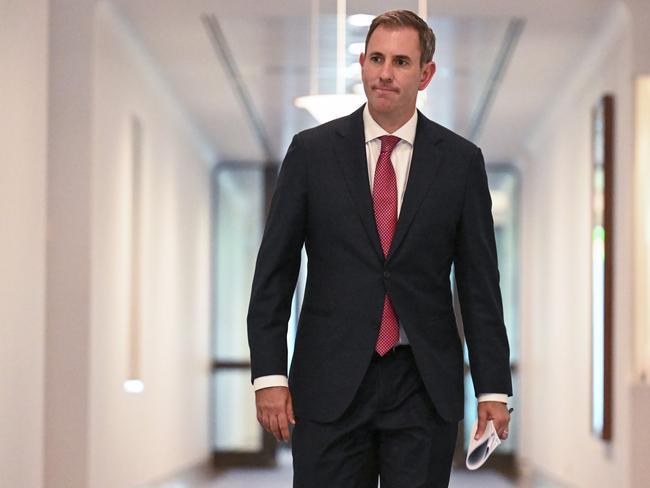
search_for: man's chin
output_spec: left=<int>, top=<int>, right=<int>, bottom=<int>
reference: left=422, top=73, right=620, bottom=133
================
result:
left=368, top=98, right=395, bottom=113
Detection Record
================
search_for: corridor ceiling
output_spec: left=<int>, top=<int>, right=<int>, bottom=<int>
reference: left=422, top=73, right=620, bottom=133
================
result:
left=110, top=0, right=617, bottom=165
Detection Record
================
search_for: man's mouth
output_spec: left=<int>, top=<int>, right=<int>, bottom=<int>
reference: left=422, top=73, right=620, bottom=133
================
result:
left=373, top=86, right=398, bottom=93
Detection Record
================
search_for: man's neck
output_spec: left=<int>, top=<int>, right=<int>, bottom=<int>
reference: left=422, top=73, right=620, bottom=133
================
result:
left=368, top=105, right=416, bottom=134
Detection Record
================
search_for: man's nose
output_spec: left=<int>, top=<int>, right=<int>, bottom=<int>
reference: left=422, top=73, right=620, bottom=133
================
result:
left=379, top=62, right=393, bottom=82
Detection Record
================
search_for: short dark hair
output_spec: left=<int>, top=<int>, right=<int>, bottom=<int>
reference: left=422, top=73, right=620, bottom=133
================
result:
left=364, top=10, right=436, bottom=66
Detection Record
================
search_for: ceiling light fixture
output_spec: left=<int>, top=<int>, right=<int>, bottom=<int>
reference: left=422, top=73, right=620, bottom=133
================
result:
left=294, top=0, right=365, bottom=123
left=296, top=0, right=430, bottom=124
left=348, top=42, right=365, bottom=55
left=347, top=14, right=374, bottom=27
left=295, top=94, right=366, bottom=123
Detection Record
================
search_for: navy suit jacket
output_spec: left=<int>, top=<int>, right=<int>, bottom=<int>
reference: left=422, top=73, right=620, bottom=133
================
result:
left=247, top=105, right=512, bottom=423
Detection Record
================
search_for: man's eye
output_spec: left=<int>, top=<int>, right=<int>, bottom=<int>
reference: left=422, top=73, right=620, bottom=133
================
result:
left=395, top=59, right=408, bottom=66
left=371, top=56, right=382, bottom=63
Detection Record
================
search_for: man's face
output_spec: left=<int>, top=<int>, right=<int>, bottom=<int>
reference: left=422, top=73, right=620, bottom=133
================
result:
left=360, top=26, right=435, bottom=120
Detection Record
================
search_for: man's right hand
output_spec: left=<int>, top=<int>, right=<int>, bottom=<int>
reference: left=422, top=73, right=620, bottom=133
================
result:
left=255, top=386, right=295, bottom=442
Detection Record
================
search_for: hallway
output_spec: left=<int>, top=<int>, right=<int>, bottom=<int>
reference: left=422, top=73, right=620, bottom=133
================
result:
left=4, top=0, right=650, bottom=487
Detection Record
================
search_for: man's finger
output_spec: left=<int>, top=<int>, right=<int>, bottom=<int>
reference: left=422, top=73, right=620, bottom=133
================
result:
left=287, top=394, right=296, bottom=425
left=475, top=414, right=488, bottom=440
left=499, top=417, right=511, bottom=438
left=262, top=413, right=271, bottom=434
left=256, top=410, right=263, bottom=426
left=269, top=415, right=281, bottom=441
left=278, top=413, right=290, bottom=442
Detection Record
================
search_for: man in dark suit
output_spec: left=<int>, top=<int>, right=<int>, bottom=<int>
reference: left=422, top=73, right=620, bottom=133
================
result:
left=247, top=10, right=512, bottom=487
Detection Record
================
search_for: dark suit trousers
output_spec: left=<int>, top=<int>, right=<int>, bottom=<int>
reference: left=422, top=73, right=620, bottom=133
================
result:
left=291, top=347, right=458, bottom=488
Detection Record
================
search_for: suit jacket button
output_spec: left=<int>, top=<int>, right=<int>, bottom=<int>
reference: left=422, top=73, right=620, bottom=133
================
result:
left=383, top=271, right=391, bottom=278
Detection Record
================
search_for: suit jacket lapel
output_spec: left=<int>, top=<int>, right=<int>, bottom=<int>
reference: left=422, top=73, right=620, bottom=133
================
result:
left=334, top=106, right=385, bottom=263
left=386, top=112, right=443, bottom=262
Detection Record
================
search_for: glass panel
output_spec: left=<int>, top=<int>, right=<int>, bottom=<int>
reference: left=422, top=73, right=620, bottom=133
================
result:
left=213, top=168, right=265, bottom=362
left=212, top=369, right=263, bottom=451
left=488, top=171, right=520, bottom=364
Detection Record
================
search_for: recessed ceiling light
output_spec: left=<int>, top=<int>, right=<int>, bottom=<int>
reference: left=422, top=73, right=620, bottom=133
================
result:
left=348, top=14, right=374, bottom=27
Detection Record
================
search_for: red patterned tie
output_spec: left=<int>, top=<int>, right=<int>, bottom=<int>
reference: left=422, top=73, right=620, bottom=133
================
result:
left=372, top=135, right=401, bottom=356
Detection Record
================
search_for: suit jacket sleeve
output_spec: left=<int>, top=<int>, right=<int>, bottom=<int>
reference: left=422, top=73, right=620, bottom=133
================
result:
left=247, top=134, right=307, bottom=383
left=454, top=147, right=513, bottom=397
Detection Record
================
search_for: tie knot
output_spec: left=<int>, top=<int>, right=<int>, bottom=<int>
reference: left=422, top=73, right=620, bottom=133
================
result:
left=379, top=135, right=400, bottom=155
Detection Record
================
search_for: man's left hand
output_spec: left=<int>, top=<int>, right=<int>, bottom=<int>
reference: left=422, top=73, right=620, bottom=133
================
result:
left=475, top=401, right=510, bottom=440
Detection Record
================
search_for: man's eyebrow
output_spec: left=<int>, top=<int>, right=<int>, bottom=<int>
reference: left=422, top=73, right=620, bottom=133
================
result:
left=367, top=52, right=413, bottom=61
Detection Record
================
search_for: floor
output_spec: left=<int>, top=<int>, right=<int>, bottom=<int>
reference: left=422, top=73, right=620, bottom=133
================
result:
left=199, top=450, right=519, bottom=488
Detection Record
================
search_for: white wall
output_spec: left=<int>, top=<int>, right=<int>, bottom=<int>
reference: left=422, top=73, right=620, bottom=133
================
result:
left=0, top=1, right=48, bottom=486
left=89, top=3, right=213, bottom=487
left=519, top=4, right=635, bottom=486
left=1, top=1, right=213, bottom=485
left=44, top=1, right=96, bottom=485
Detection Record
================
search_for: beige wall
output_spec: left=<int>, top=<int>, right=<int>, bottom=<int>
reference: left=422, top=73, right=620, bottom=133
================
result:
left=1, top=1, right=213, bottom=486
left=0, top=1, right=48, bottom=486
left=89, top=3, right=213, bottom=487
left=519, top=3, right=637, bottom=486
left=44, top=0, right=96, bottom=485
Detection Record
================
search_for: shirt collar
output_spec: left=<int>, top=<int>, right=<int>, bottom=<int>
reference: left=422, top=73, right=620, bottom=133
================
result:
left=363, top=103, right=418, bottom=146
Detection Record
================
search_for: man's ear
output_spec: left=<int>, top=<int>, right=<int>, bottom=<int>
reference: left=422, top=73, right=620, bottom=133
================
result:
left=418, top=61, right=436, bottom=91
left=359, top=52, right=365, bottom=67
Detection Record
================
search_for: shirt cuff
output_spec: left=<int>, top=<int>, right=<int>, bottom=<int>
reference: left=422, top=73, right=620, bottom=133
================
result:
left=477, top=393, right=509, bottom=404
left=253, top=375, right=289, bottom=391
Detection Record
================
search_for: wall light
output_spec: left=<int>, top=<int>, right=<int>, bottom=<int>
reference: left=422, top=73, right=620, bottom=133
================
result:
left=123, top=379, right=144, bottom=394
left=123, top=115, right=145, bottom=394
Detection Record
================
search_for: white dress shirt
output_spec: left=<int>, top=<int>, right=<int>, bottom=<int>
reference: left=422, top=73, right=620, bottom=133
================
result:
left=253, top=105, right=508, bottom=405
